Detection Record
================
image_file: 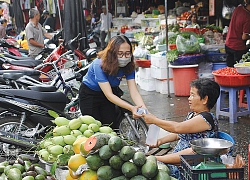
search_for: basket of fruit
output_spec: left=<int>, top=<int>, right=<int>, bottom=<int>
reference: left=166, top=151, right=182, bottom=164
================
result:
left=212, top=67, right=250, bottom=87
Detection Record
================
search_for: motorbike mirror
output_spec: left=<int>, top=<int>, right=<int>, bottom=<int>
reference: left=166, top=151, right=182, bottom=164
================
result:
left=48, top=44, right=56, bottom=49
left=35, top=54, right=43, bottom=60
left=45, top=25, right=51, bottom=30
left=64, top=61, right=75, bottom=68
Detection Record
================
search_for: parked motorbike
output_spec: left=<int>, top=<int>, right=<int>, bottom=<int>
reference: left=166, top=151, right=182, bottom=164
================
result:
left=0, top=57, right=148, bottom=159
left=0, top=32, right=96, bottom=82
left=0, top=38, right=23, bottom=57
left=87, top=24, right=101, bottom=48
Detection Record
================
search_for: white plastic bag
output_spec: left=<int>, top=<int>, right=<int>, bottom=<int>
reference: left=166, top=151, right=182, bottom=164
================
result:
left=176, top=34, right=200, bottom=54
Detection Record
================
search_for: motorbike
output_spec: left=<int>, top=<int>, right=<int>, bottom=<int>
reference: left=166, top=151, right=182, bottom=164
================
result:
left=87, top=24, right=101, bottom=49
left=0, top=55, right=148, bottom=159
left=0, top=32, right=96, bottom=82
left=0, top=38, right=24, bottom=57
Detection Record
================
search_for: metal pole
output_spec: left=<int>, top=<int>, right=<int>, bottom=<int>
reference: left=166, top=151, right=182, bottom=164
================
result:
left=115, top=0, right=117, bottom=17
left=165, top=0, right=170, bottom=97
left=56, top=0, right=62, bottom=29
left=106, top=0, right=111, bottom=39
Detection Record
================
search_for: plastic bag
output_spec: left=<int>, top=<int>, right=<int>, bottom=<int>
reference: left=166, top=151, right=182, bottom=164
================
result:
left=133, top=46, right=149, bottom=58
left=176, top=34, right=200, bottom=54
left=222, top=4, right=235, bottom=19
left=221, top=154, right=245, bottom=179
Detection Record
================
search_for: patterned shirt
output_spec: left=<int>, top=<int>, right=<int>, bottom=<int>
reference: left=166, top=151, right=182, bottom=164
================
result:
left=168, top=111, right=218, bottom=179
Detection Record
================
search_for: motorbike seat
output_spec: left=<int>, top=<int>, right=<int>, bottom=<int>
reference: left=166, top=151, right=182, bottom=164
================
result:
left=27, top=85, right=57, bottom=92
left=4, top=58, right=43, bottom=67
left=0, top=89, right=67, bottom=103
left=0, top=70, right=41, bottom=76
left=3, top=73, right=24, bottom=80
left=2, top=53, right=35, bottom=60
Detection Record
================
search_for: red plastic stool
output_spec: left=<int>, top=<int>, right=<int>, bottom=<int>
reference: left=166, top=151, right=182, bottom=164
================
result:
left=249, top=144, right=250, bottom=179
left=239, top=90, right=248, bottom=108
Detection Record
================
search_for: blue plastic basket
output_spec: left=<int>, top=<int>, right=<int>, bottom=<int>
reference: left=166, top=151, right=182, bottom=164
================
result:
left=205, top=52, right=226, bottom=62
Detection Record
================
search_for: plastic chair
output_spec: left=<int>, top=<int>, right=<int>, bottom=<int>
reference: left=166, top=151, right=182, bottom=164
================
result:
left=217, top=131, right=235, bottom=155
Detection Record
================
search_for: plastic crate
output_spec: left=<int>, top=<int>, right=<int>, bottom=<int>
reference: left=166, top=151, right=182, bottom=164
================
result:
left=234, top=63, right=250, bottom=74
left=135, top=59, right=151, bottom=68
left=180, top=155, right=244, bottom=180
left=205, top=52, right=226, bottom=62
left=212, top=72, right=250, bottom=87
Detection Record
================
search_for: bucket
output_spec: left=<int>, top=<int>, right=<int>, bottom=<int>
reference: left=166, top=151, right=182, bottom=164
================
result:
left=169, top=64, right=198, bottom=96
left=212, top=62, right=227, bottom=71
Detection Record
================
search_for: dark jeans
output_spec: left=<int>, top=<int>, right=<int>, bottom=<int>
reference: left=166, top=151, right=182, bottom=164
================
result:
left=79, top=83, right=118, bottom=128
left=100, top=30, right=107, bottom=50
left=225, top=45, right=247, bottom=67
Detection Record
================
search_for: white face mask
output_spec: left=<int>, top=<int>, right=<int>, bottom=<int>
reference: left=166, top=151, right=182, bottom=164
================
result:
left=118, top=57, right=131, bottom=67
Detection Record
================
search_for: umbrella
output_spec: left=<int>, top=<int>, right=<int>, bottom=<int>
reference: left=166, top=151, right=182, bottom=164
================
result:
left=63, top=0, right=89, bottom=51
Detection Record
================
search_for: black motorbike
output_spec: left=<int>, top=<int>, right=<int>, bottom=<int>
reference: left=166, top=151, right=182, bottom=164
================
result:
left=0, top=58, right=148, bottom=160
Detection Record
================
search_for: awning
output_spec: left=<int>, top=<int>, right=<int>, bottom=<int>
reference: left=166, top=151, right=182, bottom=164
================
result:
left=0, top=0, right=10, bottom=4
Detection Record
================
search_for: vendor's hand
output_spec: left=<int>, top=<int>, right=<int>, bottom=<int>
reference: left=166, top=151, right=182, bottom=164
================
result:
left=142, top=113, right=157, bottom=124
left=146, top=139, right=162, bottom=148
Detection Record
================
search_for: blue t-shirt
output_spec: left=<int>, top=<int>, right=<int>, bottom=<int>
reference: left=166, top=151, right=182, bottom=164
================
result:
left=82, top=58, right=135, bottom=91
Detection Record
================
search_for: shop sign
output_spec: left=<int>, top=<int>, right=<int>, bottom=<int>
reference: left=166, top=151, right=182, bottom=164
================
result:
left=209, top=0, right=215, bottom=16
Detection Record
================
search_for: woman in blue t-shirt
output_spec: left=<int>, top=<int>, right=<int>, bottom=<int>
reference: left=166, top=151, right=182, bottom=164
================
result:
left=79, top=35, right=147, bottom=128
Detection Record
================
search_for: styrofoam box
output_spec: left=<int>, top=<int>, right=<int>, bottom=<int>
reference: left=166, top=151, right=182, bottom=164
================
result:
left=138, top=67, right=153, bottom=79
left=151, top=54, right=167, bottom=68
left=138, top=77, right=156, bottom=91
left=151, top=65, right=168, bottom=79
left=155, top=79, right=175, bottom=94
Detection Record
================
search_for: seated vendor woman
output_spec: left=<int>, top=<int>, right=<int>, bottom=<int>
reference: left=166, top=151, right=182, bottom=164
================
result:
left=186, top=13, right=200, bottom=29
left=142, top=78, right=220, bottom=179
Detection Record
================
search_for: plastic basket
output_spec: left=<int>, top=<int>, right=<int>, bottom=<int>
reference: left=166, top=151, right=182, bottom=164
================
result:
left=205, top=52, right=226, bottom=62
left=170, top=54, right=205, bottom=65
left=135, top=59, right=151, bottom=68
left=234, top=63, right=250, bottom=74
left=212, top=72, right=250, bottom=87
left=180, top=155, right=244, bottom=180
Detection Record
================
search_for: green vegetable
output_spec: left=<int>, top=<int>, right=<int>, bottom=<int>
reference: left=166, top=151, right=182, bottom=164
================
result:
left=167, top=49, right=178, bottom=62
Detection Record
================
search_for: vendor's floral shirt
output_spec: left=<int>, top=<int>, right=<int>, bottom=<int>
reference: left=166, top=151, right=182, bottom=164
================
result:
left=167, top=111, right=218, bottom=179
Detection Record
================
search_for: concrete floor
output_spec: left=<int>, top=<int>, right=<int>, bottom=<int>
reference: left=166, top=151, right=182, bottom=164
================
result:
left=120, top=80, right=250, bottom=179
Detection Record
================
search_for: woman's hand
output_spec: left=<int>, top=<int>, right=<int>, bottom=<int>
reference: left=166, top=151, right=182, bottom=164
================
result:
left=142, top=113, right=157, bottom=124
left=131, top=106, right=143, bottom=119
left=146, top=139, right=162, bottom=148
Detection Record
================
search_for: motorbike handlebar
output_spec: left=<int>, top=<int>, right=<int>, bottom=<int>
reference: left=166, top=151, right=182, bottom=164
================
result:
left=35, top=50, right=72, bottom=70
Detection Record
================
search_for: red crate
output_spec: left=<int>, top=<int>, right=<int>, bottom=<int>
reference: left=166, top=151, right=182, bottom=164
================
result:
left=135, top=59, right=151, bottom=68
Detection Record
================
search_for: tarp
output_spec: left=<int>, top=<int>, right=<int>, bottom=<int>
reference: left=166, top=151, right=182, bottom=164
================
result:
left=12, top=0, right=25, bottom=34
left=0, top=0, right=10, bottom=4
left=63, top=0, right=89, bottom=51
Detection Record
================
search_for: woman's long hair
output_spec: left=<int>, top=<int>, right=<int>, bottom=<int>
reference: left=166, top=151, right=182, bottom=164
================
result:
left=97, top=35, right=135, bottom=76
